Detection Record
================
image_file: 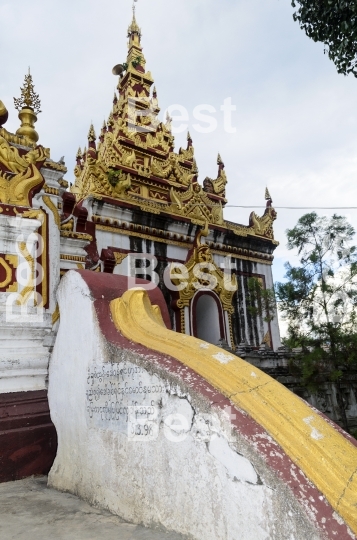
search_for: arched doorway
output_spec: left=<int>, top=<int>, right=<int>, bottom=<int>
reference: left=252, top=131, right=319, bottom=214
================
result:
left=192, top=291, right=225, bottom=346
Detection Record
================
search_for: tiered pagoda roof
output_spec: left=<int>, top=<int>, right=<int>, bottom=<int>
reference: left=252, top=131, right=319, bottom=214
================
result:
left=71, top=10, right=277, bottom=241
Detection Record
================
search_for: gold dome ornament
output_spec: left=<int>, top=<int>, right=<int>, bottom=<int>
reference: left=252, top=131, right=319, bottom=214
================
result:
left=0, top=100, right=9, bottom=127
left=13, top=69, right=41, bottom=144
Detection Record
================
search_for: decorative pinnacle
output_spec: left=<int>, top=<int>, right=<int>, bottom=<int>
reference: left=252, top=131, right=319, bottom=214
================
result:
left=128, top=1, right=141, bottom=37
left=217, top=153, right=223, bottom=165
left=88, top=124, right=96, bottom=142
left=76, top=147, right=82, bottom=159
left=265, top=187, right=272, bottom=200
left=187, top=131, right=192, bottom=141
left=13, top=68, right=41, bottom=114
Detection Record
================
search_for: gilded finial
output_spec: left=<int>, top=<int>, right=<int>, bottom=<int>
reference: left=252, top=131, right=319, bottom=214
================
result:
left=217, top=153, right=223, bottom=165
left=265, top=187, right=272, bottom=200
left=76, top=147, right=82, bottom=160
left=128, top=0, right=141, bottom=37
left=14, top=68, right=41, bottom=114
left=13, top=69, right=41, bottom=143
left=187, top=131, right=192, bottom=141
left=88, top=124, right=96, bottom=142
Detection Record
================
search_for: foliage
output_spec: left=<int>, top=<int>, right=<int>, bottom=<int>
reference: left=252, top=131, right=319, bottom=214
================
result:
left=276, top=212, right=357, bottom=431
left=132, top=56, right=142, bottom=69
left=291, top=0, right=357, bottom=77
left=247, top=277, right=276, bottom=323
left=120, top=57, right=142, bottom=72
left=107, top=169, right=123, bottom=187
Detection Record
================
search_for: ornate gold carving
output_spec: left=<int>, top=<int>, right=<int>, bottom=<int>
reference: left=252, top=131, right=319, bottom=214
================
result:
left=13, top=70, right=41, bottom=144
left=0, top=257, right=13, bottom=288
left=59, top=178, right=68, bottom=188
left=4, top=254, right=18, bottom=292
left=60, top=218, right=74, bottom=231
left=44, top=160, right=67, bottom=173
left=249, top=206, right=277, bottom=240
left=43, top=195, right=60, bottom=229
left=60, top=230, right=93, bottom=242
left=43, top=185, right=59, bottom=195
left=14, top=69, right=41, bottom=114
left=16, top=240, right=34, bottom=305
left=203, top=169, right=227, bottom=197
left=169, top=184, right=224, bottom=225
left=180, top=308, right=185, bottom=334
left=114, top=252, right=128, bottom=265
left=15, top=209, right=48, bottom=307
left=11, top=209, right=46, bottom=305
left=171, top=225, right=237, bottom=313
left=228, top=312, right=235, bottom=349
left=0, top=136, right=49, bottom=205
left=0, top=127, right=35, bottom=148
left=88, top=124, right=96, bottom=142
left=60, top=254, right=87, bottom=262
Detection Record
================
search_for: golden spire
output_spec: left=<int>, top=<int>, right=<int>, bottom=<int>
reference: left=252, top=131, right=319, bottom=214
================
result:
left=128, top=1, right=141, bottom=37
left=87, top=124, right=96, bottom=142
left=265, top=187, right=272, bottom=200
left=217, top=153, right=223, bottom=165
left=13, top=69, right=41, bottom=144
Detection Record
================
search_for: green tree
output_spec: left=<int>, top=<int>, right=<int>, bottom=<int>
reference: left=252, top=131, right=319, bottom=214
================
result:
left=247, top=277, right=276, bottom=324
left=276, top=212, right=357, bottom=432
left=291, top=0, right=357, bottom=77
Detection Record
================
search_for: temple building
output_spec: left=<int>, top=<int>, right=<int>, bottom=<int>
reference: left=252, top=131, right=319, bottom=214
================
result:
left=0, top=11, right=280, bottom=481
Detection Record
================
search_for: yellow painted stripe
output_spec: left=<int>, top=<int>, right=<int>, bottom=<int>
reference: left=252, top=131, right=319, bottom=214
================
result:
left=110, top=288, right=357, bottom=535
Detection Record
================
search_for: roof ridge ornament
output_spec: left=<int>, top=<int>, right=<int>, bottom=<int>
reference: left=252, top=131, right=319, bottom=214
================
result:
left=14, top=68, right=41, bottom=115
left=13, top=69, right=41, bottom=143
left=265, top=187, right=272, bottom=201
left=88, top=123, right=96, bottom=142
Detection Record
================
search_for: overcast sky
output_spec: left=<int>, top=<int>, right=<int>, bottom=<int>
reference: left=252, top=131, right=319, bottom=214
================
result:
left=2, top=0, right=357, bottom=283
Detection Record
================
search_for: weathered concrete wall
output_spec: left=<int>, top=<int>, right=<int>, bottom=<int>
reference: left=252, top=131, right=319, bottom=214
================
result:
left=48, top=271, right=356, bottom=540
